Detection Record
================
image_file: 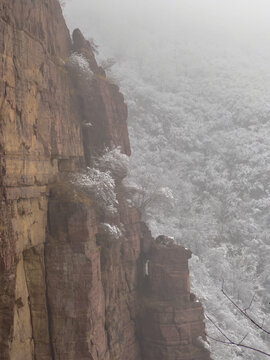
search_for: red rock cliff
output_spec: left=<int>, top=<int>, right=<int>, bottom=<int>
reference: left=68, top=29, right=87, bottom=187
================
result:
left=0, top=1, right=211, bottom=359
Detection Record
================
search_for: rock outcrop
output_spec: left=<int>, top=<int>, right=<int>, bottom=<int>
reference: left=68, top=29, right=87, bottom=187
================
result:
left=139, top=240, right=210, bottom=360
left=0, top=1, right=211, bottom=359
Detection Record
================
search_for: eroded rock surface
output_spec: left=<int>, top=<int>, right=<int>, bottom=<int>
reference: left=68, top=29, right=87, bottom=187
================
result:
left=139, top=239, right=210, bottom=360
left=0, top=1, right=211, bottom=359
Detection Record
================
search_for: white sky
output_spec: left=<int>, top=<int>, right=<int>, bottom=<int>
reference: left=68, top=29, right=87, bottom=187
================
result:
left=64, top=0, right=270, bottom=49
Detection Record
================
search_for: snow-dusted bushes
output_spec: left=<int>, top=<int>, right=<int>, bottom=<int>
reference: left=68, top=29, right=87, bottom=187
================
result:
left=94, top=146, right=129, bottom=182
left=124, top=177, right=174, bottom=219
left=71, top=147, right=129, bottom=215
left=98, top=223, right=122, bottom=240
left=66, top=53, right=93, bottom=80
left=71, top=145, right=175, bottom=219
left=92, top=147, right=173, bottom=219
left=71, top=168, right=118, bottom=216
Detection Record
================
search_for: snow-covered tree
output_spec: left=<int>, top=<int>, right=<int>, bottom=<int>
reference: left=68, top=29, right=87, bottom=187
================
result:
left=98, top=223, right=122, bottom=240
left=71, top=168, right=118, bottom=216
left=66, top=52, right=93, bottom=80
left=94, top=146, right=129, bottom=182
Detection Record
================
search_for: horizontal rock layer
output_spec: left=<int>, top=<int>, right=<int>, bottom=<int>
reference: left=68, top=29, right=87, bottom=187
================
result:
left=0, top=1, right=211, bottom=359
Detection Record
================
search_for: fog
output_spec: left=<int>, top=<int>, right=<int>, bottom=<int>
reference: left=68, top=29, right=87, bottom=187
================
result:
left=64, top=0, right=270, bottom=57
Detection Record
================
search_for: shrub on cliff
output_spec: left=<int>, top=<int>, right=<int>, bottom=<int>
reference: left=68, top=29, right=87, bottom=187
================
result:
left=124, top=177, right=174, bottom=220
left=71, top=148, right=130, bottom=216
left=71, top=168, right=118, bottom=216
left=98, top=223, right=122, bottom=240
left=94, top=146, right=129, bottom=182
left=66, top=52, right=93, bottom=80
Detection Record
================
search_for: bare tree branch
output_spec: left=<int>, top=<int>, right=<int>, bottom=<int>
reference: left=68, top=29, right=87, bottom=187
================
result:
left=243, top=294, right=255, bottom=312
left=207, top=334, right=270, bottom=357
left=206, top=314, right=232, bottom=343
left=205, top=283, right=270, bottom=358
left=238, top=333, right=249, bottom=345
left=206, top=314, right=270, bottom=357
left=221, top=284, right=270, bottom=335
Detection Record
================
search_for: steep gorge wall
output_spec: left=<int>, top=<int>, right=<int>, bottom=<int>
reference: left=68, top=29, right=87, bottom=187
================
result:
left=0, top=1, right=211, bottom=359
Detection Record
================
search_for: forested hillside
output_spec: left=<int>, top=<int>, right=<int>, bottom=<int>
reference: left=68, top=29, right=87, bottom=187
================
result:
left=110, top=43, right=270, bottom=359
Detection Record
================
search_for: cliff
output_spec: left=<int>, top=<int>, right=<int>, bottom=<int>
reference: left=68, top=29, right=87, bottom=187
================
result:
left=0, top=1, right=211, bottom=359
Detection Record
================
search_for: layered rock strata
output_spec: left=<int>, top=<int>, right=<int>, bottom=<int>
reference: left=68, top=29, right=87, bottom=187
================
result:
left=139, top=238, right=210, bottom=360
left=0, top=0, right=211, bottom=359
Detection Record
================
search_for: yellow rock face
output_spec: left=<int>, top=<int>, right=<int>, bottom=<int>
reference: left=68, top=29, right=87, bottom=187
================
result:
left=0, top=1, right=84, bottom=358
left=10, top=258, right=34, bottom=360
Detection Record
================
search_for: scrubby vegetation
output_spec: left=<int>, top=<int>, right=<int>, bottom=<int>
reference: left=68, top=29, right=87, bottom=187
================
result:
left=71, top=167, right=118, bottom=216
left=93, top=146, right=129, bottom=182
left=98, top=223, right=122, bottom=240
left=66, top=52, right=93, bottom=80
left=71, top=147, right=130, bottom=216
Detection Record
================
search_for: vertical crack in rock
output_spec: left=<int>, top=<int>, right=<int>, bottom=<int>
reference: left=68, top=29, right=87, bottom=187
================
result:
left=44, top=243, right=55, bottom=360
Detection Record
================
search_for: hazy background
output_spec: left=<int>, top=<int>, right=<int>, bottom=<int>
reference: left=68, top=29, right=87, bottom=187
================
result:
left=64, top=0, right=270, bottom=54
left=64, top=1, right=270, bottom=359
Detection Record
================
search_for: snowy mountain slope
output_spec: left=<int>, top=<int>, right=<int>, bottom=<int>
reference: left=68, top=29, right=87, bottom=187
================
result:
left=108, top=44, right=270, bottom=360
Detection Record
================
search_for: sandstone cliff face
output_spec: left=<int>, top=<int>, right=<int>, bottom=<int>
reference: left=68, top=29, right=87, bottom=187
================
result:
left=0, top=1, right=211, bottom=359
